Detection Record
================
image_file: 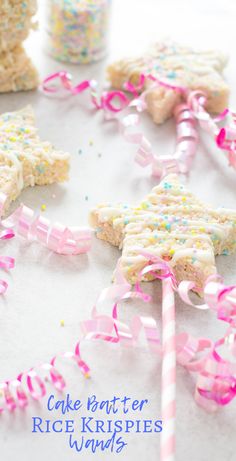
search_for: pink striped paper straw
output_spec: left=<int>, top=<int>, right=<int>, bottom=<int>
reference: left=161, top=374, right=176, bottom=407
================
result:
left=161, top=277, right=176, bottom=461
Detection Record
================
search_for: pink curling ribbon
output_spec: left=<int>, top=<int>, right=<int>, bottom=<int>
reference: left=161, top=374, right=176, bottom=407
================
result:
left=0, top=224, right=15, bottom=294
left=0, top=193, right=92, bottom=294
left=42, top=71, right=236, bottom=176
left=188, top=91, right=236, bottom=170
left=1, top=254, right=236, bottom=416
left=42, top=71, right=130, bottom=113
left=126, top=102, right=199, bottom=178
left=0, top=193, right=92, bottom=256
left=42, top=71, right=195, bottom=173
left=42, top=71, right=200, bottom=178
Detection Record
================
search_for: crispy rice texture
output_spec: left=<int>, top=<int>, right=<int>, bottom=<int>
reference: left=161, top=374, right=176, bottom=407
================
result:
left=107, top=40, right=229, bottom=124
left=0, top=106, right=70, bottom=212
left=90, top=174, right=236, bottom=294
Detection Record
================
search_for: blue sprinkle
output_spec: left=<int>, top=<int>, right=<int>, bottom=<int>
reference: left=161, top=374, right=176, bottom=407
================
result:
left=164, top=182, right=172, bottom=190
left=167, top=71, right=177, bottom=79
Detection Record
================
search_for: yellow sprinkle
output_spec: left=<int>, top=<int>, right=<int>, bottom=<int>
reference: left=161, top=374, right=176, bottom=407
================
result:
left=60, top=320, right=65, bottom=327
left=149, top=237, right=156, bottom=244
left=41, top=204, right=46, bottom=212
left=169, top=248, right=175, bottom=255
left=141, top=202, right=148, bottom=209
left=191, top=229, right=196, bottom=234
left=9, top=136, right=16, bottom=142
left=84, top=372, right=90, bottom=379
left=199, top=227, right=205, bottom=232
left=182, top=196, right=186, bottom=202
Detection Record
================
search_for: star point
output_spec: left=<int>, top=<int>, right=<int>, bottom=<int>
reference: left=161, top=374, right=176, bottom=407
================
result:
left=90, top=174, right=236, bottom=293
left=0, top=106, right=70, bottom=213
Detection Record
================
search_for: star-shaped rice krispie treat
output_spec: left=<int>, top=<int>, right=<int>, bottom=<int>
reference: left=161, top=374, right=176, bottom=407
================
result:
left=90, top=175, right=236, bottom=293
left=0, top=0, right=37, bottom=52
left=0, top=106, right=70, bottom=212
left=107, top=40, right=229, bottom=124
left=0, top=45, right=38, bottom=92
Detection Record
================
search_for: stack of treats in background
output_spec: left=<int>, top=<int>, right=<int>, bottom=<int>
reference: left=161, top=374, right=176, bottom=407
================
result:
left=0, top=0, right=39, bottom=93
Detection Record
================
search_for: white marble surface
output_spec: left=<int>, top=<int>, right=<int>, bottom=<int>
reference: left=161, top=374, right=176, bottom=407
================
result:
left=0, top=1, right=236, bottom=460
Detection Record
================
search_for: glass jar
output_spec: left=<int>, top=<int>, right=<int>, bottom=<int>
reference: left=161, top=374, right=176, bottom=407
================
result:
left=45, top=0, right=112, bottom=64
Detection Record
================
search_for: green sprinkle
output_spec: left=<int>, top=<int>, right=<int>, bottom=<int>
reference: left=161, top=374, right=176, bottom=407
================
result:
left=36, top=164, right=45, bottom=174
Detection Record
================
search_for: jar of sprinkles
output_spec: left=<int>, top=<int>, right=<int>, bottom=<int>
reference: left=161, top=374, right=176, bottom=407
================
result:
left=45, top=0, right=112, bottom=64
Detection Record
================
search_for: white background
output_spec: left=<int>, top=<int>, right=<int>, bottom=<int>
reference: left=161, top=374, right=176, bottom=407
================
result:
left=0, top=1, right=236, bottom=460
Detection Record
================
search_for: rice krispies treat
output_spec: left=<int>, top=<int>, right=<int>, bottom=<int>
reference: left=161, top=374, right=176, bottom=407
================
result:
left=107, top=40, right=229, bottom=124
left=0, top=0, right=37, bottom=52
left=0, top=106, right=70, bottom=212
left=0, top=44, right=38, bottom=92
left=90, top=174, right=236, bottom=293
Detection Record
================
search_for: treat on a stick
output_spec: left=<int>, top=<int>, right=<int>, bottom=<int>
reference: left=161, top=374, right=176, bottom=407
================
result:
left=90, top=174, right=236, bottom=293
left=107, top=40, right=229, bottom=124
left=0, top=106, right=70, bottom=212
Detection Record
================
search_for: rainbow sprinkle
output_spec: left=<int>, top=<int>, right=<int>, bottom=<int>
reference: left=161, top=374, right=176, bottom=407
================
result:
left=46, top=0, right=111, bottom=64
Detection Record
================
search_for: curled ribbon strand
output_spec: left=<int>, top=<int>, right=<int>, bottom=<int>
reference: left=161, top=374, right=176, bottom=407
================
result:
left=0, top=216, right=15, bottom=294
left=188, top=91, right=236, bottom=170
left=0, top=193, right=92, bottom=256
left=0, top=193, right=92, bottom=293
left=1, top=255, right=236, bottom=414
left=42, top=71, right=236, bottom=175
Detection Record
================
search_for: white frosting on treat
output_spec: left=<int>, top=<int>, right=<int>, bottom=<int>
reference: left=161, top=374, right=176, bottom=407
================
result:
left=92, top=174, right=236, bottom=288
left=107, top=40, right=229, bottom=124
left=0, top=106, right=70, bottom=208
